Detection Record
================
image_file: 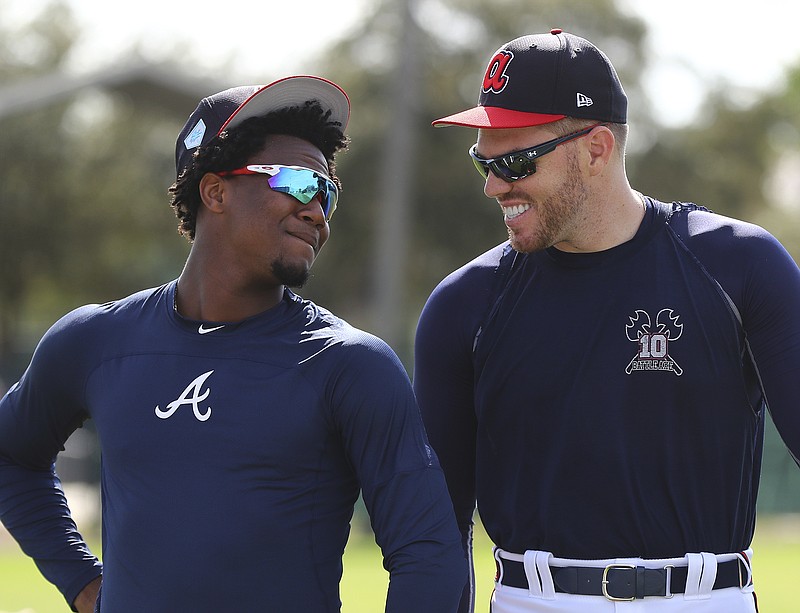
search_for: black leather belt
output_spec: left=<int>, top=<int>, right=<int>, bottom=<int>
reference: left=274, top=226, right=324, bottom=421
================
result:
left=497, top=557, right=747, bottom=601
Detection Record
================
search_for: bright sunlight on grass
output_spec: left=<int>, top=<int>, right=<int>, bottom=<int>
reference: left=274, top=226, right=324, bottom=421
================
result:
left=2, top=516, right=799, bottom=612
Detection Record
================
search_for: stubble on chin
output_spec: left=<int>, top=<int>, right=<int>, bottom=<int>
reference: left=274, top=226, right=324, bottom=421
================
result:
left=508, top=153, right=586, bottom=254
left=271, top=259, right=311, bottom=289
left=508, top=227, right=549, bottom=254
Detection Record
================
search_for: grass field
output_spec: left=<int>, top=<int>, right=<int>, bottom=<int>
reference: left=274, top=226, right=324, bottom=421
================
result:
left=2, top=516, right=799, bottom=612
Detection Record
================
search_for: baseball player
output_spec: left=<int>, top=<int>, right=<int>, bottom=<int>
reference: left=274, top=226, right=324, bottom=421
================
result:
left=413, top=30, right=800, bottom=612
left=0, top=76, right=466, bottom=612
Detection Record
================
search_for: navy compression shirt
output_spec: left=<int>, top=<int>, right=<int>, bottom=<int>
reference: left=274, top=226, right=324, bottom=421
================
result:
left=413, top=198, right=800, bottom=611
left=0, top=282, right=466, bottom=612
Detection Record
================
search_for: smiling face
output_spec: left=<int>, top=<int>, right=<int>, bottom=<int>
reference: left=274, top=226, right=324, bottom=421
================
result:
left=210, top=134, right=332, bottom=289
left=475, top=125, right=591, bottom=254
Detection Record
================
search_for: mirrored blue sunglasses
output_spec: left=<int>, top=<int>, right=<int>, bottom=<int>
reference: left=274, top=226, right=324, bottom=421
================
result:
left=217, top=164, right=338, bottom=220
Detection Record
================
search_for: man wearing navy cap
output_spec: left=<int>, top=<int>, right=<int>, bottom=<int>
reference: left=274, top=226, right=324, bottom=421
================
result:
left=414, top=30, right=800, bottom=612
left=0, top=76, right=466, bottom=612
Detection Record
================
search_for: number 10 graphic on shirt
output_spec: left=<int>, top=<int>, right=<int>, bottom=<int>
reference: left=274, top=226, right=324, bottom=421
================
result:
left=625, top=309, right=683, bottom=376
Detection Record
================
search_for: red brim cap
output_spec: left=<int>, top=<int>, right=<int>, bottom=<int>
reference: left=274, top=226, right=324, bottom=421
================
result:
left=176, top=76, right=350, bottom=178
left=432, top=106, right=565, bottom=129
left=221, top=75, right=350, bottom=133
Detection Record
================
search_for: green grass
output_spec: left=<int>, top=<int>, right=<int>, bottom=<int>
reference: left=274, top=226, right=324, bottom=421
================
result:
left=342, top=519, right=800, bottom=612
left=2, top=516, right=799, bottom=612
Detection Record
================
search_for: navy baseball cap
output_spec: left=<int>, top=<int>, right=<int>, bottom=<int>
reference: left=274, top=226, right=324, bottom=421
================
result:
left=175, top=75, right=350, bottom=177
left=433, top=29, right=627, bottom=129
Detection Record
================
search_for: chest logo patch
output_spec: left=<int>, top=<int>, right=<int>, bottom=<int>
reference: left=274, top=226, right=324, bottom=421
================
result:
left=155, top=370, right=214, bottom=421
left=625, top=309, right=683, bottom=376
left=482, top=50, right=514, bottom=94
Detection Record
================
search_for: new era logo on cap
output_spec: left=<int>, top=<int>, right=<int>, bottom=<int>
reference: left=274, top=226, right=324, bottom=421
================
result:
left=576, top=93, right=593, bottom=108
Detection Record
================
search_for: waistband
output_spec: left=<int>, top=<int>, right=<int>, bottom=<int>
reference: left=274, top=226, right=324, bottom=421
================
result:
left=495, top=549, right=753, bottom=601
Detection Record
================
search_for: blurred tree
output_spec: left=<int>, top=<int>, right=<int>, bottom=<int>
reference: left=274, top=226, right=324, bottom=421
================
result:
left=630, top=91, right=775, bottom=221
left=0, top=1, right=190, bottom=378
left=3, top=0, right=799, bottom=372
left=0, top=0, right=655, bottom=374
left=630, top=60, right=800, bottom=253
left=301, top=0, right=800, bottom=512
left=0, top=0, right=798, bottom=510
left=748, top=62, right=800, bottom=254
left=0, top=0, right=79, bottom=374
left=305, top=0, right=651, bottom=362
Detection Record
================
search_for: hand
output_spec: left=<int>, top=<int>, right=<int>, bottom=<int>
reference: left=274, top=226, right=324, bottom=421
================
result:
left=73, top=575, right=102, bottom=613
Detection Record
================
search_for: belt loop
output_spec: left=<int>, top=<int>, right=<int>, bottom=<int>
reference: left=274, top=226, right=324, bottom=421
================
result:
left=493, top=547, right=504, bottom=585
left=683, top=553, right=703, bottom=600
left=684, top=552, right=716, bottom=600
left=736, top=550, right=754, bottom=590
left=523, top=550, right=555, bottom=599
left=635, top=565, right=647, bottom=599
left=536, top=551, right=556, bottom=599
left=697, top=552, right=717, bottom=599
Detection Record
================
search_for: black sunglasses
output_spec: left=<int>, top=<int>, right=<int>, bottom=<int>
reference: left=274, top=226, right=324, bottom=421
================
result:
left=469, top=123, right=604, bottom=182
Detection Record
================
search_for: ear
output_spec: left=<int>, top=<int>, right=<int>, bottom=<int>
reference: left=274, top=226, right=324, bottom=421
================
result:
left=584, top=125, right=616, bottom=176
left=199, top=172, right=226, bottom=214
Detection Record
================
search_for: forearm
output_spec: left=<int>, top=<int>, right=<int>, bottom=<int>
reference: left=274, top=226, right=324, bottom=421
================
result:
left=73, top=575, right=102, bottom=613
left=383, top=526, right=473, bottom=613
left=0, top=459, right=102, bottom=606
left=384, top=543, right=467, bottom=613
left=368, top=469, right=467, bottom=613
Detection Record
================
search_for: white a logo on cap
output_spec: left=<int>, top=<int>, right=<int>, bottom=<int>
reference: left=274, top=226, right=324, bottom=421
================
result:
left=184, top=119, right=207, bottom=150
left=576, top=93, right=594, bottom=108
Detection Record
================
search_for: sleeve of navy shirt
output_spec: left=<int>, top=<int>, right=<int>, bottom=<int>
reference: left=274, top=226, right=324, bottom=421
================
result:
left=0, top=299, right=466, bottom=612
left=329, top=329, right=466, bottom=613
left=0, top=306, right=104, bottom=610
left=414, top=204, right=800, bottom=613
left=413, top=244, right=508, bottom=613
left=679, top=207, right=800, bottom=464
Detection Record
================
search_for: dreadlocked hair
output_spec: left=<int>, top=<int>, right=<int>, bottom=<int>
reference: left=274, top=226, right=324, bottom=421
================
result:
left=168, top=101, right=349, bottom=241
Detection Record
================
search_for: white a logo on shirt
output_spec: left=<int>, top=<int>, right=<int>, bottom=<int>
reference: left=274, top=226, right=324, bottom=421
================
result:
left=155, top=370, right=214, bottom=421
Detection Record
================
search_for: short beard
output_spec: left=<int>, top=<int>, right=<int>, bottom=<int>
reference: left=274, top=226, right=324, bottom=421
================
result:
left=508, top=151, right=587, bottom=253
left=271, top=259, right=310, bottom=289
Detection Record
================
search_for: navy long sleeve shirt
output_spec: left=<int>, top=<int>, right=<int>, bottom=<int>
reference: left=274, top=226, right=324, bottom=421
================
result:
left=0, top=282, right=466, bottom=612
left=414, top=199, right=800, bottom=612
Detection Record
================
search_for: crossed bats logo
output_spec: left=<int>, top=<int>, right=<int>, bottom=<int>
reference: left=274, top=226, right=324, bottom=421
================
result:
left=625, top=309, right=684, bottom=376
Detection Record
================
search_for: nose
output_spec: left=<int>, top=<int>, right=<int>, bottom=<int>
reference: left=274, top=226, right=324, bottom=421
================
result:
left=298, top=194, right=328, bottom=226
left=483, top=170, right=514, bottom=199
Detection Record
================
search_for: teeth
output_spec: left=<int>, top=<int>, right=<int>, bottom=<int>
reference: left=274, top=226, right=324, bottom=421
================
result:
left=503, top=204, right=531, bottom=220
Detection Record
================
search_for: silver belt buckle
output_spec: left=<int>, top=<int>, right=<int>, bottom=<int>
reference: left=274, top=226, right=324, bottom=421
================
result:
left=601, top=564, right=635, bottom=601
